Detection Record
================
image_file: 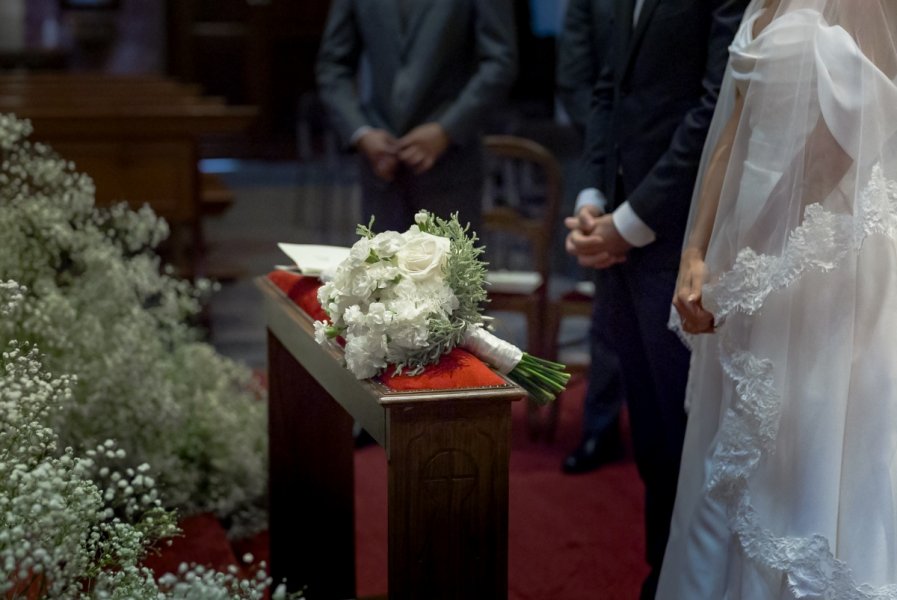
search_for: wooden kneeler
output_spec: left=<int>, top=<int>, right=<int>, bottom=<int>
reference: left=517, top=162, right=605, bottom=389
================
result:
left=260, top=272, right=524, bottom=600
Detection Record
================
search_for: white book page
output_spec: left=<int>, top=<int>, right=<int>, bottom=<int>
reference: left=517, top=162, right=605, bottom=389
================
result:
left=277, top=243, right=350, bottom=276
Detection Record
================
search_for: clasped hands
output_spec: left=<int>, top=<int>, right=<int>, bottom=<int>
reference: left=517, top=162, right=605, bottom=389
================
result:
left=673, top=247, right=715, bottom=335
left=357, top=123, right=450, bottom=182
left=566, top=206, right=716, bottom=334
left=564, top=205, right=631, bottom=269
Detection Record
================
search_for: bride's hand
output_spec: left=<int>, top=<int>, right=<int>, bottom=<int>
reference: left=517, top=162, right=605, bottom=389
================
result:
left=673, top=248, right=715, bottom=334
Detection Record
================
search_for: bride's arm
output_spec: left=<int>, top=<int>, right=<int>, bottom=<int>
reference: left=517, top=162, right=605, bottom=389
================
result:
left=743, top=116, right=853, bottom=244
left=674, top=103, right=853, bottom=334
left=673, top=93, right=744, bottom=334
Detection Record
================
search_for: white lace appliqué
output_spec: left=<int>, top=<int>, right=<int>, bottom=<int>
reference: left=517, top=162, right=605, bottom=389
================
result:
left=707, top=165, right=897, bottom=320
left=703, top=164, right=897, bottom=600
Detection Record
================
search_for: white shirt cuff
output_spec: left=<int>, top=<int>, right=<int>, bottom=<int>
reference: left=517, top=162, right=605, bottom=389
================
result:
left=612, top=202, right=656, bottom=247
left=350, top=125, right=373, bottom=147
left=575, top=187, right=609, bottom=214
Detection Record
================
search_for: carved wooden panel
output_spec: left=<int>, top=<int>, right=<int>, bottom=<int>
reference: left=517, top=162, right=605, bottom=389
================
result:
left=387, top=400, right=511, bottom=600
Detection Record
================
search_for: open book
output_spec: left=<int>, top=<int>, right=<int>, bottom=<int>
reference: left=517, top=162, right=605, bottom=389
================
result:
left=277, top=243, right=350, bottom=277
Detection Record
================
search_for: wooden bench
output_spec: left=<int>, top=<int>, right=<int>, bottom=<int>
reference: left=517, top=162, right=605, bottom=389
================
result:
left=0, top=74, right=256, bottom=276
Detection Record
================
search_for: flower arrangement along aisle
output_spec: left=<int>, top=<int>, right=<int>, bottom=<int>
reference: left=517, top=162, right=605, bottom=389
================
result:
left=0, top=281, right=289, bottom=599
left=0, top=114, right=265, bottom=537
left=314, top=211, right=570, bottom=403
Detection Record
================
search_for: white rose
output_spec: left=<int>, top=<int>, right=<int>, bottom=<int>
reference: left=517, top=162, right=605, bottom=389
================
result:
left=396, top=231, right=450, bottom=283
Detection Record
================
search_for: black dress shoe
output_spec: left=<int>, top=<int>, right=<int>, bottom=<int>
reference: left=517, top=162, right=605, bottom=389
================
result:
left=562, top=429, right=624, bottom=474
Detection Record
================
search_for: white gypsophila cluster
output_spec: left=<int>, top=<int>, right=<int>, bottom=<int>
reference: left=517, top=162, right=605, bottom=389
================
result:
left=0, top=310, right=289, bottom=599
left=88, top=561, right=288, bottom=600
left=0, top=280, right=24, bottom=317
left=0, top=114, right=266, bottom=537
left=316, top=225, right=460, bottom=378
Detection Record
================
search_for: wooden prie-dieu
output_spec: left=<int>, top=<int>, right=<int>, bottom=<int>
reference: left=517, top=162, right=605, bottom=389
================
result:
left=260, top=272, right=524, bottom=600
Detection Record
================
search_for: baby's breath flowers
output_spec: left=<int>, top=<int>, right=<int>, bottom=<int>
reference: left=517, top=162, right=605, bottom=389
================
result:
left=0, top=281, right=290, bottom=599
left=316, top=211, right=570, bottom=404
left=0, top=113, right=266, bottom=536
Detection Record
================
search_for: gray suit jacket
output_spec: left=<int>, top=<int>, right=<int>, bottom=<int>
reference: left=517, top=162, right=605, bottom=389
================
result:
left=316, top=0, right=517, bottom=150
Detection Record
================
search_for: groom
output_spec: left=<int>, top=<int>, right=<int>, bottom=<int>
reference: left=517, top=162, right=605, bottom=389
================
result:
left=565, top=0, right=748, bottom=597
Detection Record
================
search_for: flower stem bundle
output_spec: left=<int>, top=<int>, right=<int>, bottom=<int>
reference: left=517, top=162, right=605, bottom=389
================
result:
left=509, top=354, right=571, bottom=405
left=460, top=326, right=569, bottom=405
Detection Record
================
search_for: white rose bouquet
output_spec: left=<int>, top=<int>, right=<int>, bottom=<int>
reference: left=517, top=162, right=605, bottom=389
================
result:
left=315, top=211, right=570, bottom=404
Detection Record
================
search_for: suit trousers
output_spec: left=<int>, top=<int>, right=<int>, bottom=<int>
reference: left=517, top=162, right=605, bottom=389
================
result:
left=592, top=247, right=690, bottom=600
left=582, top=274, right=626, bottom=436
left=358, top=145, right=483, bottom=235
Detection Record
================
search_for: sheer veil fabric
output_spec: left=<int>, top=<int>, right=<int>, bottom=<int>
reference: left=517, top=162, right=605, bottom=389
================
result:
left=658, top=1, right=897, bottom=598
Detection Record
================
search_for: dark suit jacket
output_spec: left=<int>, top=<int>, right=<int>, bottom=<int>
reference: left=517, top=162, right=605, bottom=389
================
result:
left=580, top=0, right=747, bottom=262
left=556, top=0, right=614, bottom=132
left=316, top=0, right=517, bottom=150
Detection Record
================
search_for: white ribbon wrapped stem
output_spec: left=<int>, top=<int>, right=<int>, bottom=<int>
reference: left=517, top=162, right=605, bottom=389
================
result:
left=461, top=327, right=523, bottom=375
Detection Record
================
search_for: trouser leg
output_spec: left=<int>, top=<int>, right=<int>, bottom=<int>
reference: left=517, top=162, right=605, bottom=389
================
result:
left=582, top=291, right=626, bottom=435
left=593, top=264, right=689, bottom=600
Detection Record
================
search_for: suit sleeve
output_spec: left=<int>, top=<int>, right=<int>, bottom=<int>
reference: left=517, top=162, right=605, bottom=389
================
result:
left=557, top=0, right=598, bottom=132
left=626, top=0, right=748, bottom=240
left=576, top=52, right=616, bottom=195
left=315, top=0, right=368, bottom=148
left=437, top=0, right=518, bottom=146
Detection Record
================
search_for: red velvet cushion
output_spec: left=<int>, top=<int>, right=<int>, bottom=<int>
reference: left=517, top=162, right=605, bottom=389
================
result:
left=268, top=270, right=330, bottom=322
left=267, top=271, right=506, bottom=390
left=381, top=348, right=505, bottom=390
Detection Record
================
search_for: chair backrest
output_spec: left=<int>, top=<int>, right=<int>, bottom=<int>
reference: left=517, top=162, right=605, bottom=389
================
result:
left=481, top=135, right=564, bottom=286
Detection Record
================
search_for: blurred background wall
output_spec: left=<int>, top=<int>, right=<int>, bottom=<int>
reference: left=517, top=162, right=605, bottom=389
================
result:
left=5, top=0, right=571, bottom=158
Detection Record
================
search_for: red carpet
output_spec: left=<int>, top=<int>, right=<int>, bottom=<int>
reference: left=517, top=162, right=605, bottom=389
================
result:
left=147, top=377, right=648, bottom=599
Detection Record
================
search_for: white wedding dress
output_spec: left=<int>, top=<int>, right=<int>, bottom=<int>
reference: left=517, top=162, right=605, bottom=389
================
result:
left=657, top=2, right=897, bottom=599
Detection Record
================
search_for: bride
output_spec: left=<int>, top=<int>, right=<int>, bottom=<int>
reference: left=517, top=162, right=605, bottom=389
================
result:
left=658, top=0, right=897, bottom=598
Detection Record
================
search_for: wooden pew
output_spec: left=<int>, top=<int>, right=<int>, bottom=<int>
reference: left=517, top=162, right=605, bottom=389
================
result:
left=0, top=74, right=256, bottom=276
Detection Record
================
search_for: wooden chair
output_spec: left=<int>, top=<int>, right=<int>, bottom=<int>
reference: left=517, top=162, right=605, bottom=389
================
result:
left=547, top=280, right=595, bottom=373
left=529, top=279, right=594, bottom=439
left=481, top=135, right=563, bottom=440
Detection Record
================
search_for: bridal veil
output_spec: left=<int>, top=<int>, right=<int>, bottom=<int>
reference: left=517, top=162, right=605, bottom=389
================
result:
left=660, top=0, right=897, bottom=598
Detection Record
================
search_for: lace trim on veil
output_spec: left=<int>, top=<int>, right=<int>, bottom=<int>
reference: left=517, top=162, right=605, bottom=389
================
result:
left=667, top=167, right=897, bottom=349
left=704, top=164, right=897, bottom=599
left=706, top=165, right=897, bottom=320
